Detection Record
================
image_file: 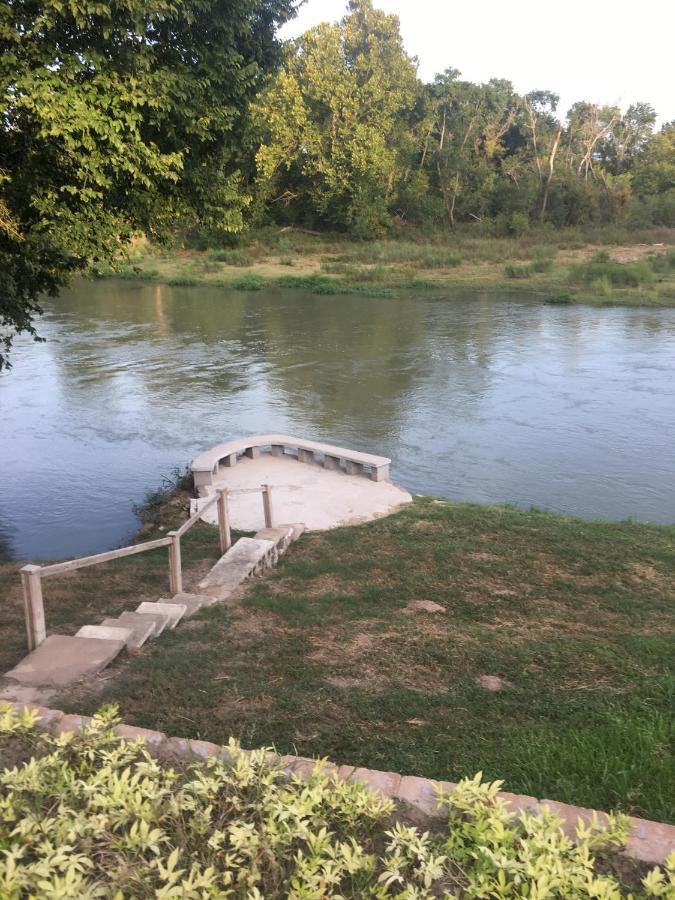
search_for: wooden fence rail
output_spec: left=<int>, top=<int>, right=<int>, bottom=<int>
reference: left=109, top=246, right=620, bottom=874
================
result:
left=19, top=484, right=275, bottom=653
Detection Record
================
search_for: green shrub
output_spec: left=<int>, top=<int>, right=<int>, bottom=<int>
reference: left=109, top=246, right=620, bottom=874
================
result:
left=569, top=260, right=655, bottom=288
left=530, top=257, right=554, bottom=273
left=277, top=273, right=349, bottom=295
left=507, top=211, right=530, bottom=236
left=544, top=292, right=574, bottom=304
left=1, top=704, right=672, bottom=898
left=505, top=263, right=532, bottom=279
left=649, top=250, right=675, bottom=273
left=133, top=467, right=193, bottom=522
left=231, top=274, right=264, bottom=291
left=167, top=274, right=199, bottom=287
left=208, top=248, right=254, bottom=266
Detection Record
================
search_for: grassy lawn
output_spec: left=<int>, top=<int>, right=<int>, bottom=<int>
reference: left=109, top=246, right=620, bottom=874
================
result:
left=8, top=497, right=671, bottom=823
left=103, top=225, right=675, bottom=306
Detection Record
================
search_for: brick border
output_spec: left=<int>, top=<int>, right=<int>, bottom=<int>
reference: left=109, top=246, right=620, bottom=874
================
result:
left=7, top=703, right=673, bottom=865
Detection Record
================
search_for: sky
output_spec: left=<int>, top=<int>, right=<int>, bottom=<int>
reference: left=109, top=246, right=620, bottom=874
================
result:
left=281, top=0, right=675, bottom=124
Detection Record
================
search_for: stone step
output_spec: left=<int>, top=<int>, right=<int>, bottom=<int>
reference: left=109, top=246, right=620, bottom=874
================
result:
left=136, top=600, right=186, bottom=628
left=158, top=592, right=208, bottom=617
left=254, top=523, right=304, bottom=555
left=75, top=624, right=134, bottom=647
left=197, top=537, right=277, bottom=600
left=115, top=610, right=169, bottom=638
left=101, top=616, right=156, bottom=650
left=5, top=635, right=125, bottom=687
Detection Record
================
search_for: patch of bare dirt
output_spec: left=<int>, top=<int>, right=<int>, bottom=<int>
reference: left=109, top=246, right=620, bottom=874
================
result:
left=463, top=577, right=535, bottom=601
left=561, top=243, right=668, bottom=264
left=476, top=674, right=512, bottom=692
left=403, top=600, right=446, bottom=614
left=308, top=625, right=392, bottom=664
left=228, top=609, right=287, bottom=642
left=536, top=557, right=606, bottom=588
left=313, top=624, right=452, bottom=694
left=410, top=519, right=446, bottom=533
left=630, top=563, right=673, bottom=592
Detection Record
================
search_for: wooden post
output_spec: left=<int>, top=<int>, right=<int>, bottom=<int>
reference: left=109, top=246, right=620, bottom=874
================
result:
left=262, top=484, right=274, bottom=528
left=20, top=564, right=46, bottom=651
left=168, top=531, right=182, bottom=594
left=217, top=488, right=232, bottom=554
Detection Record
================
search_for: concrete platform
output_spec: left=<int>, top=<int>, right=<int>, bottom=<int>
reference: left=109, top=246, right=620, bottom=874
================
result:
left=5, top=635, right=125, bottom=687
left=191, top=454, right=412, bottom=532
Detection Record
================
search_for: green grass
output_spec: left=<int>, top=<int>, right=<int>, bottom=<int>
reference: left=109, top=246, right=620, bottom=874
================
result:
left=19, top=497, right=673, bottom=823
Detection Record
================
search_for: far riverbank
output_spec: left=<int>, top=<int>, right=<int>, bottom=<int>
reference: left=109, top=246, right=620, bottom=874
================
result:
left=100, top=225, right=675, bottom=307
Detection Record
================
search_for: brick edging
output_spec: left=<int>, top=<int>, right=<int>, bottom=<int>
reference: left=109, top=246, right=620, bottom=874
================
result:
left=7, top=703, right=673, bottom=865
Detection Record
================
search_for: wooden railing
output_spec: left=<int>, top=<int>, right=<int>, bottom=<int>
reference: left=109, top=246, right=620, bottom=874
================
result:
left=19, top=484, right=275, bottom=653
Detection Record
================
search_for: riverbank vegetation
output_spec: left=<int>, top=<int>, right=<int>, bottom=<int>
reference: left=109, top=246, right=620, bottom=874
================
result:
left=3, top=705, right=669, bottom=898
left=106, top=225, right=675, bottom=306
left=2, top=496, right=673, bottom=823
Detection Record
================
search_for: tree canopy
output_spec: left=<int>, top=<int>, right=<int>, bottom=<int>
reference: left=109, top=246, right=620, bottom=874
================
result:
left=0, top=0, right=295, bottom=368
left=252, top=1, right=673, bottom=237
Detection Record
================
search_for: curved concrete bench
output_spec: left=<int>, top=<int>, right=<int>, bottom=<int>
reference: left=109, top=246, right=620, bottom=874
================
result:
left=191, top=434, right=391, bottom=495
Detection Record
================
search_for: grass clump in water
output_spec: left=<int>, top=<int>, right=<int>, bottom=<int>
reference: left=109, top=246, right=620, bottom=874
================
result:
left=277, top=273, right=350, bottom=295
left=544, top=291, right=574, bottom=304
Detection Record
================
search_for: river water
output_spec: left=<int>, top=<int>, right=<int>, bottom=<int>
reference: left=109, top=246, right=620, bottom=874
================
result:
left=1, top=279, right=674, bottom=560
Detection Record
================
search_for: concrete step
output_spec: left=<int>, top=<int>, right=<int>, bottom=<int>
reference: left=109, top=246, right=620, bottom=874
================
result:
left=254, top=523, right=304, bottom=555
left=136, top=600, right=186, bottom=628
left=75, top=624, right=134, bottom=648
left=5, top=635, right=125, bottom=687
left=101, top=616, right=156, bottom=650
left=197, top=537, right=277, bottom=600
left=115, top=610, right=170, bottom=638
left=158, top=592, right=208, bottom=617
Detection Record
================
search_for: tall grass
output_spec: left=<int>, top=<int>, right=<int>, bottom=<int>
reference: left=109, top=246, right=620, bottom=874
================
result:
left=569, top=260, right=655, bottom=287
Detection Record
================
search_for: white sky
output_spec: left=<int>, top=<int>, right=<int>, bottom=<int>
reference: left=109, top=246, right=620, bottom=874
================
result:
left=281, top=0, right=675, bottom=124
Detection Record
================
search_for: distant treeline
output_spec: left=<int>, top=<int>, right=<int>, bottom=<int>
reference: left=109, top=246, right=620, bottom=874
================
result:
left=239, top=0, right=674, bottom=238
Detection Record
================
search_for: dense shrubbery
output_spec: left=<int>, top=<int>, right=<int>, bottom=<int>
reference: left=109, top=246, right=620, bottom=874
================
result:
left=1, top=704, right=673, bottom=898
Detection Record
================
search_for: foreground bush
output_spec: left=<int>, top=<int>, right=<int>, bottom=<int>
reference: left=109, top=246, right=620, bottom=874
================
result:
left=0, top=705, right=672, bottom=898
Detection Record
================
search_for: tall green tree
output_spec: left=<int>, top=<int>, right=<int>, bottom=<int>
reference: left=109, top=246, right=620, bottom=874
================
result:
left=253, top=0, right=420, bottom=236
left=0, top=0, right=295, bottom=369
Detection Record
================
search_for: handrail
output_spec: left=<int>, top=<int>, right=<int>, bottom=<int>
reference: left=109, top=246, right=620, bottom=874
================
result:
left=18, top=483, right=275, bottom=654
left=174, top=492, right=219, bottom=537
left=39, top=537, right=172, bottom=578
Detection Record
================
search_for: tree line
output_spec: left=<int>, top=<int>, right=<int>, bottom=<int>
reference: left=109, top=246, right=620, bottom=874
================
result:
left=248, top=0, right=673, bottom=238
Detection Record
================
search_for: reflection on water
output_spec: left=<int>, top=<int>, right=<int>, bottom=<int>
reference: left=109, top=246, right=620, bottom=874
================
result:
left=1, top=279, right=674, bottom=559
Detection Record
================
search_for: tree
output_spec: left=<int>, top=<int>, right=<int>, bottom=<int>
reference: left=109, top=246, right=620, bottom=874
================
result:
left=0, top=0, right=295, bottom=369
left=631, top=122, right=675, bottom=225
left=422, top=73, right=522, bottom=227
left=253, top=0, right=420, bottom=236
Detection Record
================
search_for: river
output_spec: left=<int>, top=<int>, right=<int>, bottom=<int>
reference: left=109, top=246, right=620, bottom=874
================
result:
left=1, top=279, right=674, bottom=560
